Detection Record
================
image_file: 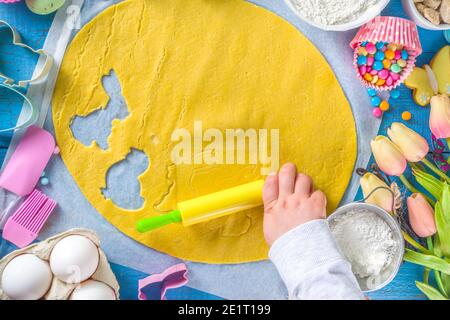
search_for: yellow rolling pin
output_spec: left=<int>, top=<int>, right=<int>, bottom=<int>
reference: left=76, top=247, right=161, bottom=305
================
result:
left=136, top=180, right=264, bottom=232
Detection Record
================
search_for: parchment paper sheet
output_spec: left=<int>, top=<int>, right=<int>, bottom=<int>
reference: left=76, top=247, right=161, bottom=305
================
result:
left=1, top=0, right=380, bottom=299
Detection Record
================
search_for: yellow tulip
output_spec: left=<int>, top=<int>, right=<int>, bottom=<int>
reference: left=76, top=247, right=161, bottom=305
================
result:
left=360, top=173, right=393, bottom=212
left=387, top=122, right=429, bottom=162
left=429, top=95, right=450, bottom=139
left=370, top=136, right=407, bottom=176
left=407, top=193, right=436, bottom=238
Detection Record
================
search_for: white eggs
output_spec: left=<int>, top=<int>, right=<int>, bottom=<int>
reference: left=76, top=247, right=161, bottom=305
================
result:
left=70, top=280, right=116, bottom=300
left=50, top=235, right=99, bottom=283
left=1, top=254, right=53, bottom=300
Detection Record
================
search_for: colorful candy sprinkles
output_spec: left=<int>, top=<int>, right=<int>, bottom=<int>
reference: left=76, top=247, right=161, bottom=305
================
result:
left=379, top=100, right=389, bottom=112
left=366, top=88, right=407, bottom=120
left=356, top=41, right=409, bottom=90
left=351, top=17, right=422, bottom=93
left=390, top=89, right=401, bottom=100
left=350, top=17, right=423, bottom=120
left=372, top=108, right=383, bottom=118
left=402, top=111, right=412, bottom=121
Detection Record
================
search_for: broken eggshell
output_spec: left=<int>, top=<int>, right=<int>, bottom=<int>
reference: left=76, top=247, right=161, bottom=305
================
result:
left=25, top=0, right=66, bottom=15
left=0, top=228, right=119, bottom=300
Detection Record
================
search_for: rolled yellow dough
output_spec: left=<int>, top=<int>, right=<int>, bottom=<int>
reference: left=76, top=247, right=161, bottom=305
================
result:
left=52, top=0, right=357, bottom=263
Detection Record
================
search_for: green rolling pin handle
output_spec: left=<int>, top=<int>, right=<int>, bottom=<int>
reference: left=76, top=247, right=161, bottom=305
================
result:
left=136, top=209, right=182, bottom=233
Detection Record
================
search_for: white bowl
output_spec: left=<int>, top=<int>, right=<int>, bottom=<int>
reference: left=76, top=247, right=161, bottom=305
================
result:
left=327, top=202, right=404, bottom=292
left=402, top=0, right=450, bottom=30
left=284, top=0, right=391, bottom=31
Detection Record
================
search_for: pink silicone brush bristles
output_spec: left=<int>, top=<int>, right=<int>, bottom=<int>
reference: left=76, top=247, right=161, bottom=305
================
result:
left=2, top=189, right=57, bottom=248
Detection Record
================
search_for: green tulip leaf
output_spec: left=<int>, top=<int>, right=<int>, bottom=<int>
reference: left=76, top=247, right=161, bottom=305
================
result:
left=416, top=281, right=448, bottom=300
left=434, top=234, right=443, bottom=257
left=25, top=0, right=66, bottom=15
left=435, top=183, right=450, bottom=258
left=435, top=203, right=450, bottom=258
left=404, top=249, right=450, bottom=274
left=413, top=168, right=443, bottom=201
left=441, top=183, right=450, bottom=224
left=442, top=271, right=450, bottom=297
left=440, top=273, right=450, bottom=297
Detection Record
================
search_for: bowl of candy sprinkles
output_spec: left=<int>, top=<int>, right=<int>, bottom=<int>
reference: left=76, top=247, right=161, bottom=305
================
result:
left=350, top=16, right=423, bottom=118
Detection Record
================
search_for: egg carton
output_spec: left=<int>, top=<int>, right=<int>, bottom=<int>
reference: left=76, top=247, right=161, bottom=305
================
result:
left=0, top=228, right=120, bottom=300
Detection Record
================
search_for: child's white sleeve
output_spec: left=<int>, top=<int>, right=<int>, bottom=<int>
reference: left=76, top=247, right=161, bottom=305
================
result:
left=269, top=219, right=365, bottom=300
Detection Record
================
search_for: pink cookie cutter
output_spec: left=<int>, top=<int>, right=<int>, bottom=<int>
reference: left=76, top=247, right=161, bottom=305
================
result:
left=138, top=263, right=188, bottom=300
left=0, top=126, right=56, bottom=196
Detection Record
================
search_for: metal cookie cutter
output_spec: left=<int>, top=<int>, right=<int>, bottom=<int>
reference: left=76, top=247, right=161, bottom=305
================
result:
left=0, top=20, right=53, bottom=132
left=0, top=20, right=53, bottom=87
left=0, top=84, right=38, bottom=133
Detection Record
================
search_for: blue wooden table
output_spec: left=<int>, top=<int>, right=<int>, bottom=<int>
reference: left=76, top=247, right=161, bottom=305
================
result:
left=0, top=0, right=447, bottom=300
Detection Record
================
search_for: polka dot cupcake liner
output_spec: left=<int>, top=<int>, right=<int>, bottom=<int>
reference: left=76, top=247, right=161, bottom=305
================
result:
left=350, top=16, right=422, bottom=92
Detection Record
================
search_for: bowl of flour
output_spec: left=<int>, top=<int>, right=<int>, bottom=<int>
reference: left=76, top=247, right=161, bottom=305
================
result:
left=285, top=0, right=391, bottom=31
left=328, top=203, right=404, bottom=292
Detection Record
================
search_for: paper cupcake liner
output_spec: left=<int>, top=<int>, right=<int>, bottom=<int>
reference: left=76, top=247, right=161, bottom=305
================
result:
left=350, top=16, right=422, bottom=91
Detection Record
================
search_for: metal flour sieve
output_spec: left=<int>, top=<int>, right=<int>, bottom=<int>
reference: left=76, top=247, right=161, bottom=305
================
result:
left=327, top=199, right=405, bottom=292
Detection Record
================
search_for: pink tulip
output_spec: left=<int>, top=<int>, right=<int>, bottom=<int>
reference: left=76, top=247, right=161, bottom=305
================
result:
left=387, top=123, right=429, bottom=162
left=370, top=136, right=407, bottom=176
left=407, top=193, right=437, bottom=238
left=429, top=95, right=450, bottom=139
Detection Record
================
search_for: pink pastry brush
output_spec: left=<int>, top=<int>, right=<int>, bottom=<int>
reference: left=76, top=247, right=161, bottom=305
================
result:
left=2, top=189, right=57, bottom=248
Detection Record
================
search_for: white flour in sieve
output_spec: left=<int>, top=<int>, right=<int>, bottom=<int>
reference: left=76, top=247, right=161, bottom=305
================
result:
left=329, top=209, right=397, bottom=285
left=289, top=0, right=381, bottom=26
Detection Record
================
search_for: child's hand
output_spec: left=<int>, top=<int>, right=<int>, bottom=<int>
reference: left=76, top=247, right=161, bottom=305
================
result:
left=263, top=163, right=327, bottom=245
